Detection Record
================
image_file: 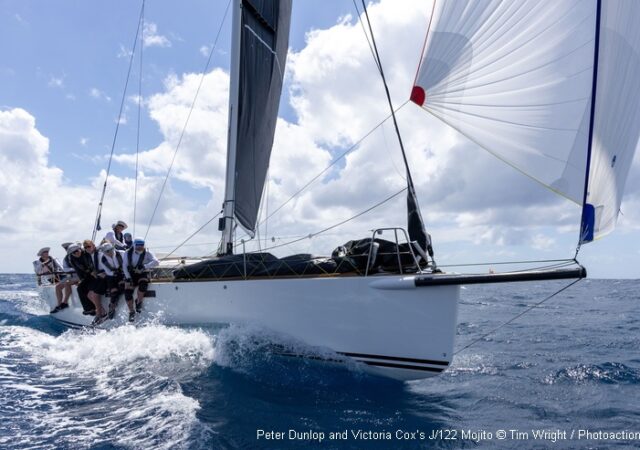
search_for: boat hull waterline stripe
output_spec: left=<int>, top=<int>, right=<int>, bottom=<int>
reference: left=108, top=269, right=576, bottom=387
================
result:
left=338, top=351, right=449, bottom=366
left=361, top=360, right=444, bottom=373
left=272, top=349, right=449, bottom=373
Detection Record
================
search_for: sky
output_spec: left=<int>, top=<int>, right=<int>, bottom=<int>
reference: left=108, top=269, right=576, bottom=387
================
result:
left=0, top=0, right=638, bottom=278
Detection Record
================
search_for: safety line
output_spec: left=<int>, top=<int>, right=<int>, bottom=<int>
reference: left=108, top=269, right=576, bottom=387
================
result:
left=454, top=277, right=583, bottom=355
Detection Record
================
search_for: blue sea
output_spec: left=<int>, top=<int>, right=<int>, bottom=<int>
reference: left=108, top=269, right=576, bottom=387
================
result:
left=0, top=274, right=638, bottom=449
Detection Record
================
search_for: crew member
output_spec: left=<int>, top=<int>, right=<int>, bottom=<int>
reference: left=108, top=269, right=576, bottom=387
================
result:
left=67, top=243, right=106, bottom=324
left=33, top=247, right=68, bottom=314
left=123, top=238, right=159, bottom=322
left=60, top=242, right=79, bottom=302
left=98, top=242, right=127, bottom=320
left=84, top=239, right=106, bottom=298
left=123, top=232, right=133, bottom=250
left=104, top=221, right=128, bottom=250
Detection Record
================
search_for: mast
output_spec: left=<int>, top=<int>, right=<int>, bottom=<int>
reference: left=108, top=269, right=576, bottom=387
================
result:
left=219, top=0, right=243, bottom=255
left=579, top=0, right=602, bottom=244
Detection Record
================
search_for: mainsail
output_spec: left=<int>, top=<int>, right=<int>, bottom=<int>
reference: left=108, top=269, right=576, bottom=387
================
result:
left=411, top=0, right=640, bottom=243
left=220, top=0, right=292, bottom=253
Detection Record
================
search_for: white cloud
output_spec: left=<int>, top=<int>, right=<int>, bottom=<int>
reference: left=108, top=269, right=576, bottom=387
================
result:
left=0, top=108, right=222, bottom=272
left=128, top=95, right=144, bottom=106
left=199, top=45, right=211, bottom=57
left=143, top=22, right=171, bottom=48
left=114, top=69, right=230, bottom=192
left=80, top=137, right=89, bottom=147
left=47, top=76, right=64, bottom=88
left=0, top=108, right=94, bottom=269
left=14, top=13, right=27, bottom=25
left=89, top=88, right=111, bottom=102
left=117, top=44, right=133, bottom=59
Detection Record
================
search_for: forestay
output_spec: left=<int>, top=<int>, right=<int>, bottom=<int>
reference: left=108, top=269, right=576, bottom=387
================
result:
left=411, top=0, right=640, bottom=243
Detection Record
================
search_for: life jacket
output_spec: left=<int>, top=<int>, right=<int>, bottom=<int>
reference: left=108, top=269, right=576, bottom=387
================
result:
left=39, top=257, right=54, bottom=274
left=69, top=252, right=94, bottom=280
left=127, top=248, right=147, bottom=274
left=91, top=251, right=104, bottom=275
left=38, top=257, right=60, bottom=283
left=101, top=252, right=124, bottom=276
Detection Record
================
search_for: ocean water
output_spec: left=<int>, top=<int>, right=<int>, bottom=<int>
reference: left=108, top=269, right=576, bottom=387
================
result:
left=0, top=274, right=638, bottom=449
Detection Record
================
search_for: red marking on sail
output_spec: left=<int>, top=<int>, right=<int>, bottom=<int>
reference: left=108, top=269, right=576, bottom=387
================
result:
left=410, top=86, right=425, bottom=106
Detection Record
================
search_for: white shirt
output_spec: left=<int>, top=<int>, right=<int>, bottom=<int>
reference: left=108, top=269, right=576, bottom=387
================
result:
left=104, top=230, right=127, bottom=250
left=33, top=257, right=62, bottom=275
left=98, top=250, right=125, bottom=276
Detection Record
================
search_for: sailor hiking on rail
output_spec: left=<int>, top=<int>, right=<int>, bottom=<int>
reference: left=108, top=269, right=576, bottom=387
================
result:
left=66, top=242, right=107, bottom=324
left=123, top=238, right=159, bottom=322
left=33, top=247, right=69, bottom=313
left=98, top=242, right=127, bottom=320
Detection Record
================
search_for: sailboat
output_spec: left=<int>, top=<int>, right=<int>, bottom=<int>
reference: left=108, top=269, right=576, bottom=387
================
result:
left=38, top=0, right=638, bottom=381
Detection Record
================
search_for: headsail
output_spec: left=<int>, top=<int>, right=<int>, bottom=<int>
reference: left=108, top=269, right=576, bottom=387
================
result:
left=220, top=0, right=292, bottom=253
left=581, top=0, right=640, bottom=241
left=411, top=0, right=640, bottom=243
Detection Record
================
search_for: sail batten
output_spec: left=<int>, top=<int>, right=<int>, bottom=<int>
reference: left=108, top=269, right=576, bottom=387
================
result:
left=413, top=0, right=640, bottom=243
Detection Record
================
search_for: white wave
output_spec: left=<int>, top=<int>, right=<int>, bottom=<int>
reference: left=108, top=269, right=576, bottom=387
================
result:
left=0, top=324, right=216, bottom=449
left=0, top=289, right=49, bottom=316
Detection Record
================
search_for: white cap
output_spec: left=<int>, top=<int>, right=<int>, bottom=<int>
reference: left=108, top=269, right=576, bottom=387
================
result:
left=99, top=242, right=114, bottom=253
left=67, top=244, right=82, bottom=255
left=37, top=247, right=50, bottom=257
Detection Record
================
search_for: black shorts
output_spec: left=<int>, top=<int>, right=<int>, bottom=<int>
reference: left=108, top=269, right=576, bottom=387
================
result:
left=80, top=276, right=106, bottom=295
left=130, top=272, right=150, bottom=290
left=106, top=274, right=125, bottom=292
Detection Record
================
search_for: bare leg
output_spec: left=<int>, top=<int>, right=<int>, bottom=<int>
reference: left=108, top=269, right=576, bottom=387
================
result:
left=62, top=282, right=72, bottom=304
left=89, top=291, right=105, bottom=316
left=136, top=289, right=145, bottom=311
left=55, top=283, right=64, bottom=305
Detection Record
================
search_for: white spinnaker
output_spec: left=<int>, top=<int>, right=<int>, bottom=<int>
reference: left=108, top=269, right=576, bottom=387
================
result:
left=587, top=0, right=640, bottom=240
left=413, top=0, right=596, bottom=204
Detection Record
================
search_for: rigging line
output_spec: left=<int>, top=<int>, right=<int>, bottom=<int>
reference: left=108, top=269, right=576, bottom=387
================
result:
left=359, top=0, right=418, bottom=191
left=134, top=1, right=145, bottom=238
left=438, top=258, right=577, bottom=268
left=232, top=100, right=410, bottom=246
left=143, top=0, right=232, bottom=241
left=159, top=212, right=222, bottom=262
left=91, top=0, right=145, bottom=242
left=454, top=278, right=583, bottom=356
left=265, top=168, right=269, bottom=248
left=256, top=187, right=408, bottom=253
left=456, top=261, right=580, bottom=277
left=351, top=0, right=381, bottom=73
left=154, top=231, right=336, bottom=249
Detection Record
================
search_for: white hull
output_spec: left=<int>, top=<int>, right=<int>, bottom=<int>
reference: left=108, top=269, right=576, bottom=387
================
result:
left=39, top=274, right=460, bottom=381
